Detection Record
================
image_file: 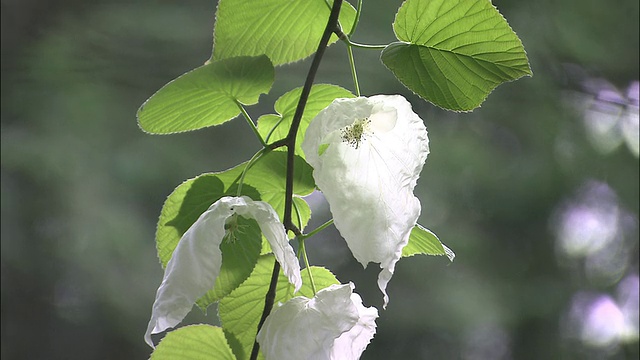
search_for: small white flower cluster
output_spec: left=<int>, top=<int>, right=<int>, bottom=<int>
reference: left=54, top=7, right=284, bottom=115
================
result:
left=145, top=95, right=429, bottom=359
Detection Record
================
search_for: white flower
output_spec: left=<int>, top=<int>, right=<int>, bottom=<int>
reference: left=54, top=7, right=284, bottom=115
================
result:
left=302, top=95, right=429, bottom=308
left=257, top=282, right=378, bottom=360
left=144, top=196, right=302, bottom=347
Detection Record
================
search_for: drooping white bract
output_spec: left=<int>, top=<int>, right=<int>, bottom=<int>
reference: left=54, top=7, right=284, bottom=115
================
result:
left=257, top=282, right=378, bottom=360
left=144, top=196, right=301, bottom=347
left=302, top=95, right=429, bottom=308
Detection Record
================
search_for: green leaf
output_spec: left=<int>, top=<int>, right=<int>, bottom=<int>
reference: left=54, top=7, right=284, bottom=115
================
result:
left=381, top=0, right=531, bottom=111
left=257, top=84, right=355, bottom=159
left=157, top=151, right=314, bottom=265
left=195, top=216, right=262, bottom=310
left=155, top=152, right=315, bottom=308
left=137, top=55, right=274, bottom=134
left=403, top=224, right=455, bottom=261
left=219, top=255, right=339, bottom=360
left=212, top=0, right=357, bottom=65
left=150, top=324, right=236, bottom=360
left=161, top=185, right=261, bottom=309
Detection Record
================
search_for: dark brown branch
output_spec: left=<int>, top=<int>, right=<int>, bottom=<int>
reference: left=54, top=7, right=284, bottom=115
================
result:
left=267, top=138, right=288, bottom=150
left=283, top=0, right=344, bottom=230
left=249, top=260, right=280, bottom=360
left=249, top=1, right=344, bottom=359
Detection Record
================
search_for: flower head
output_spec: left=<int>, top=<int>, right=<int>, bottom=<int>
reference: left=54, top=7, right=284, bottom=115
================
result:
left=144, top=196, right=301, bottom=347
left=302, top=95, right=429, bottom=308
left=257, top=282, right=378, bottom=360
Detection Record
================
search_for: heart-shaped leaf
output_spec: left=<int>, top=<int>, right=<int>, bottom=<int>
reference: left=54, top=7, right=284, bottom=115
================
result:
left=154, top=152, right=315, bottom=309
left=381, top=0, right=531, bottom=111
left=138, top=55, right=273, bottom=134
left=403, top=224, right=455, bottom=261
left=212, top=0, right=356, bottom=65
left=150, top=325, right=235, bottom=360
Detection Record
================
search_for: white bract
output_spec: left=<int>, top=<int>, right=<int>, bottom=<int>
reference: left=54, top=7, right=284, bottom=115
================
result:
left=144, top=196, right=301, bottom=347
left=257, top=282, right=378, bottom=360
left=302, top=95, right=429, bottom=308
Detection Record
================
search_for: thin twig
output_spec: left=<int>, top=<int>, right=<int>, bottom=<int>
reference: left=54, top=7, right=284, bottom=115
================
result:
left=249, top=260, right=280, bottom=360
left=283, top=0, right=344, bottom=232
left=249, top=1, right=344, bottom=359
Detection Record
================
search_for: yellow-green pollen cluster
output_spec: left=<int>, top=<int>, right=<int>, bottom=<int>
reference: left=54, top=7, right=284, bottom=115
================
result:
left=223, top=213, right=241, bottom=243
left=341, top=117, right=371, bottom=149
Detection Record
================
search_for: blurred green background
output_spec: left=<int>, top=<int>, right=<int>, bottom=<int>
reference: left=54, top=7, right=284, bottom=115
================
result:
left=1, top=0, right=638, bottom=359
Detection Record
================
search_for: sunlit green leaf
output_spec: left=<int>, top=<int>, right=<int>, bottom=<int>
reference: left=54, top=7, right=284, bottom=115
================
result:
left=138, top=55, right=273, bottom=134
left=158, top=177, right=261, bottom=309
left=150, top=325, right=236, bottom=360
left=381, top=0, right=531, bottom=111
left=257, top=84, right=354, bottom=159
left=157, top=151, right=314, bottom=266
left=212, top=0, right=356, bottom=65
left=403, top=224, right=455, bottom=261
left=219, top=255, right=339, bottom=360
left=155, top=152, right=315, bottom=308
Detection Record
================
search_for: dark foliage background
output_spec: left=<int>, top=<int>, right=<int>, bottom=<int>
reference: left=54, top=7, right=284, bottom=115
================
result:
left=2, top=0, right=638, bottom=359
